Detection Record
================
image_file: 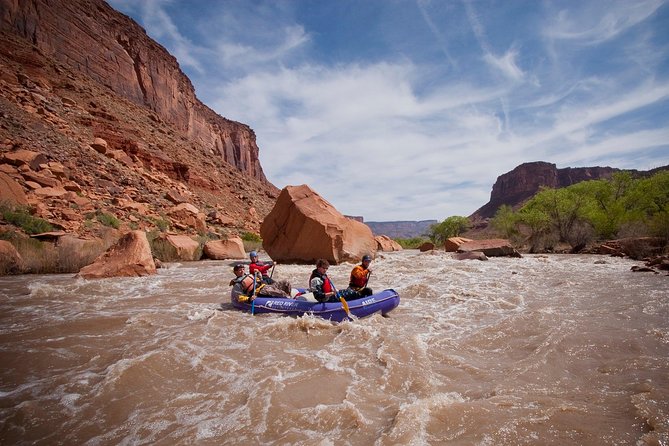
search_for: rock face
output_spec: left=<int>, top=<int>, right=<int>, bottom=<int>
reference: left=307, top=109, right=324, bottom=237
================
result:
left=260, top=185, right=377, bottom=264
left=78, top=230, right=156, bottom=278
left=0, top=0, right=279, bottom=244
left=0, top=0, right=267, bottom=183
left=472, top=162, right=621, bottom=219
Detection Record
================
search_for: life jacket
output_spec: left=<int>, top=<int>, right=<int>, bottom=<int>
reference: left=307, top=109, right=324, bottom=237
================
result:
left=309, top=269, right=333, bottom=293
left=236, top=274, right=264, bottom=295
left=349, top=265, right=369, bottom=289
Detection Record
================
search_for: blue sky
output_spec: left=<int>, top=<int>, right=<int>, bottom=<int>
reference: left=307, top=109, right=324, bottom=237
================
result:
left=107, top=0, right=669, bottom=222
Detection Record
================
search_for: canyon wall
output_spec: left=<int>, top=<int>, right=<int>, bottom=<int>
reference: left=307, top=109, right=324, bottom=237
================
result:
left=0, top=0, right=267, bottom=183
left=470, top=161, right=667, bottom=219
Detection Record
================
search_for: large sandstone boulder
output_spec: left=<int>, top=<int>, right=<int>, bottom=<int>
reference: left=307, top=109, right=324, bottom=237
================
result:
left=375, top=235, right=403, bottom=252
left=77, top=230, right=156, bottom=278
left=0, top=172, right=28, bottom=206
left=418, top=242, right=435, bottom=252
left=203, top=237, right=245, bottom=260
left=457, top=238, right=521, bottom=257
left=260, top=185, right=376, bottom=264
left=0, top=240, right=25, bottom=275
left=163, top=234, right=201, bottom=261
left=444, top=237, right=473, bottom=252
left=168, top=203, right=207, bottom=232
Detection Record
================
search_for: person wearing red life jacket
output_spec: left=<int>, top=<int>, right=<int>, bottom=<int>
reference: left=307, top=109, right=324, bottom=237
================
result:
left=249, top=251, right=275, bottom=285
left=308, top=259, right=358, bottom=302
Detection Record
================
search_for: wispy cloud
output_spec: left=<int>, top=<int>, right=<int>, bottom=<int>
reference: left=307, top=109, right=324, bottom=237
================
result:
left=544, top=0, right=666, bottom=44
left=107, top=0, right=669, bottom=220
left=463, top=0, right=525, bottom=81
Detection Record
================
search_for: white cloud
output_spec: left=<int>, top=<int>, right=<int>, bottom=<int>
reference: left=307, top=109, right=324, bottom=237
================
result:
left=107, top=0, right=669, bottom=220
left=545, top=0, right=666, bottom=45
left=483, top=49, right=525, bottom=81
left=216, top=25, right=309, bottom=68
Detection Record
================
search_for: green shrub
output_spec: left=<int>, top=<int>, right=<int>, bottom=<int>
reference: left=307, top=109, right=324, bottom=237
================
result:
left=1, top=205, right=54, bottom=234
left=394, top=237, right=428, bottom=249
left=96, top=212, right=120, bottom=229
left=146, top=215, right=170, bottom=232
left=241, top=231, right=262, bottom=242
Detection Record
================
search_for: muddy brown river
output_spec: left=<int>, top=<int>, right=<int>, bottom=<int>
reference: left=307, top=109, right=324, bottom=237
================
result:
left=0, top=251, right=667, bottom=445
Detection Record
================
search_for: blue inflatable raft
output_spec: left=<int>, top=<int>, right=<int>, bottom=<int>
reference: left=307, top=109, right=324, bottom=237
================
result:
left=231, top=289, right=400, bottom=322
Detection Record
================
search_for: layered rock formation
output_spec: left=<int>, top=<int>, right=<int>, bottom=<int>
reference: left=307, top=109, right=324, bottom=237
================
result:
left=260, top=185, right=377, bottom=264
left=0, top=0, right=267, bottom=183
left=0, top=0, right=279, bottom=245
left=470, top=161, right=664, bottom=219
left=365, top=220, right=437, bottom=239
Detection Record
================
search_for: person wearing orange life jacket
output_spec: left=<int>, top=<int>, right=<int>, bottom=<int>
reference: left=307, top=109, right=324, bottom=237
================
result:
left=308, top=259, right=359, bottom=303
left=229, top=264, right=290, bottom=302
left=347, top=254, right=374, bottom=297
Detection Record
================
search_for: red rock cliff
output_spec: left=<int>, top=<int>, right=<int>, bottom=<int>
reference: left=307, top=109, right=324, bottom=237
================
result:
left=471, top=161, right=620, bottom=219
left=0, top=0, right=268, bottom=183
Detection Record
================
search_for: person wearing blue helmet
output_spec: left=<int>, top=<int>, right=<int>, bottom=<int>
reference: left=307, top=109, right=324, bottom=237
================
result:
left=249, top=250, right=275, bottom=285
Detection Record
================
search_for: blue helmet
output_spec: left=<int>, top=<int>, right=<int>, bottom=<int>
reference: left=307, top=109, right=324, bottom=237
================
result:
left=249, top=251, right=258, bottom=259
left=362, top=254, right=372, bottom=262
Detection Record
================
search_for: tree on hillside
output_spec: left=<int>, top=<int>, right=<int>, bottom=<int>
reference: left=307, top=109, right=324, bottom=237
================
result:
left=520, top=186, right=593, bottom=249
left=428, top=216, right=470, bottom=244
left=491, top=205, right=520, bottom=239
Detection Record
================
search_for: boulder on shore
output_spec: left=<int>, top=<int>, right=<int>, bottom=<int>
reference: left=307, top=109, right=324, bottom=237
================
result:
left=375, top=235, right=402, bottom=252
left=203, top=237, right=245, bottom=260
left=163, top=234, right=201, bottom=261
left=260, top=185, right=376, bottom=264
left=457, top=238, right=521, bottom=258
left=78, top=230, right=156, bottom=279
left=418, top=242, right=435, bottom=252
left=454, top=251, right=488, bottom=261
left=444, top=237, right=473, bottom=252
left=0, top=240, right=25, bottom=274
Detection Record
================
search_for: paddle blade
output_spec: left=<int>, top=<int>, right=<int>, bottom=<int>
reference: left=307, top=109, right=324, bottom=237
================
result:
left=340, top=296, right=350, bottom=316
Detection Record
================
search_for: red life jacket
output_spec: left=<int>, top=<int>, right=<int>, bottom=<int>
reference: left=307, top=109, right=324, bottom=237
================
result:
left=323, top=276, right=333, bottom=293
left=309, top=269, right=333, bottom=292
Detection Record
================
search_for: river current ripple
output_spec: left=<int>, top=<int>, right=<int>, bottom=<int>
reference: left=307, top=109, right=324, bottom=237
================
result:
left=0, top=251, right=667, bottom=445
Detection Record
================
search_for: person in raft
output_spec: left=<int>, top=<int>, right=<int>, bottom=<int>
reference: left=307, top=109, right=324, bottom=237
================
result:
left=229, top=264, right=291, bottom=301
left=308, top=259, right=359, bottom=303
left=249, top=251, right=275, bottom=285
left=347, top=254, right=374, bottom=297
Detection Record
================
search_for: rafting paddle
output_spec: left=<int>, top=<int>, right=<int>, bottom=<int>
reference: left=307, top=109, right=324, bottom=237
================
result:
left=251, top=273, right=257, bottom=315
left=328, top=278, right=351, bottom=320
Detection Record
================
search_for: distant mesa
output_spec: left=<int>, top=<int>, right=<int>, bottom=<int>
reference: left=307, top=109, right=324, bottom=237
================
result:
left=365, top=220, right=437, bottom=239
left=470, top=161, right=669, bottom=220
